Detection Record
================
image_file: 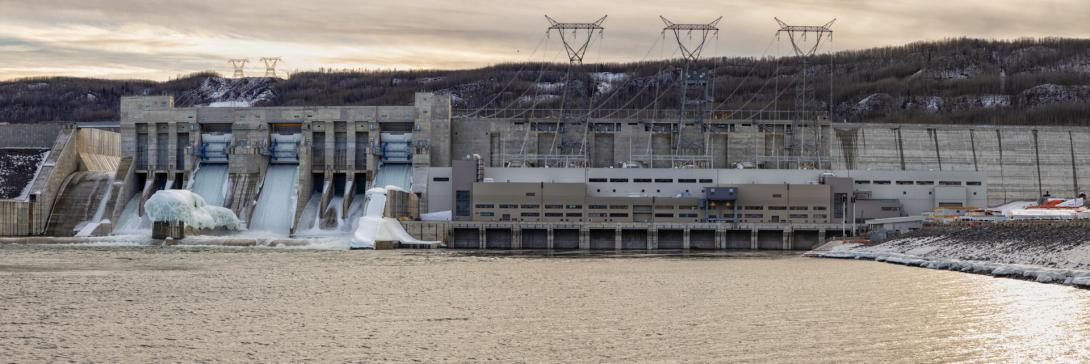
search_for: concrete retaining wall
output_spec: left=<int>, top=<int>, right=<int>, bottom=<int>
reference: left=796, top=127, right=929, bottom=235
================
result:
left=832, top=124, right=1090, bottom=206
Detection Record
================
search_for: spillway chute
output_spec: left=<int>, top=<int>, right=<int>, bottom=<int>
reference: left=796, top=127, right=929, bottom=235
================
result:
left=187, top=164, right=229, bottom=207
left=246, top=164, right=299, bottom=236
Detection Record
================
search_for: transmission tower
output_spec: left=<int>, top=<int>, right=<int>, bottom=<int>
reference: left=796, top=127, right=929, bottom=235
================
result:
left=228, top=58, right=249, bottom=78
left=545, top=15, right=606, bottom=64
left=775, top=17, right=835, bottom=169
left=259, top=57, right=282, bottom=77
left=661, top=16, right=721, bottom=62
left=662, top=16, right=721, bottom=167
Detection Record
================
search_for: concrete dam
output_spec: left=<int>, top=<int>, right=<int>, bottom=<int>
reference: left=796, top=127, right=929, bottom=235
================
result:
left=0, top=93, right=1087, bottom=251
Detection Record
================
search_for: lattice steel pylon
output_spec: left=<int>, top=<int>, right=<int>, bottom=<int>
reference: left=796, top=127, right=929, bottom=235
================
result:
left=661, top=16, right=721, bottom=62
left=228, top=58, right=249, bottom=78
left=545, top=15, right=606, bottom=64
left=259, top=57, right=282, bottom=77
left=662, top=16, right=721, bottom=166
left=775, top=17, right=835, bottom=169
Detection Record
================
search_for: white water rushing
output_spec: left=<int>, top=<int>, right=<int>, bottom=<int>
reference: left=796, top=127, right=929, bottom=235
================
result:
left=74, top=175, right=115, bottom=237
left=188, top=164, right=229, bottom=206
left=113, top=194, right=150, bottom=235
left=247, top=165, right=299, bottom=236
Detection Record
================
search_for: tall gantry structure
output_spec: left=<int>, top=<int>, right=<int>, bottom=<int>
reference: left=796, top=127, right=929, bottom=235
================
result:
left=228, top=58, right=249, bottom=78
left=260, top=57, right=282, bottom=78
left=661, top=16, right=721, bottom=166
left=775, top=17, right=835, bottom=169
left=523, top=15, right=607, bottom=169
left=545, top=15, right=607, bottom=64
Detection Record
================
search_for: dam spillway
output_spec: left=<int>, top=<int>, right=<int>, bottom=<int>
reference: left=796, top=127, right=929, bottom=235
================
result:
left=188, top=164, right=229, bottom=207
left=44, top=171, right=115, bottom=237
left=247, top=164, right=299, bottom=236
left=7, top=93, right=1090, bottom=250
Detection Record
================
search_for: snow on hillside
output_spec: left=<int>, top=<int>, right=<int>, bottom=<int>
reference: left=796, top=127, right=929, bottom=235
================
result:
left=591, top=72, right=627, bottom=94
left=176, top=77, right=277, bottom=107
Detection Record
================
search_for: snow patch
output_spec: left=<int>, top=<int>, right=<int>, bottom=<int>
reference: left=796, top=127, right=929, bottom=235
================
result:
left=208, top=101, right=252, bottom=107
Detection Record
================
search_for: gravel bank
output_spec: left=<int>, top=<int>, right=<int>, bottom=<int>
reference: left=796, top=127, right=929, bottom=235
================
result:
left=810, top=224, right=1090, bottom=288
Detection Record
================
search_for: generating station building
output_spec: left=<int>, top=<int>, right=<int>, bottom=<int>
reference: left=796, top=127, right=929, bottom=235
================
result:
left=2, top=91, right=1086, bottom=250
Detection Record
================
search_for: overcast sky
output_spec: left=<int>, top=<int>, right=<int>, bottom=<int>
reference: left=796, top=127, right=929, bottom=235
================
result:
left=1, top=0, right=1088, bottom=81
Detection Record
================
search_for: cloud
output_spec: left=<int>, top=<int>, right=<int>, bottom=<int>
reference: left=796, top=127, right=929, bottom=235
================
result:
left=0, top=0, right=1089, bottom=80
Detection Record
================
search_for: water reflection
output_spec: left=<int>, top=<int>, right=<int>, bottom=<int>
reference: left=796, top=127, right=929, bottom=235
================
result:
left=982, top=278, right=1090, bottom=362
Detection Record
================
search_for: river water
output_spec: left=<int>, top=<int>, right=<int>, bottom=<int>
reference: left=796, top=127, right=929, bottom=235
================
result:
left=0, top=246, right=1088, bottom=362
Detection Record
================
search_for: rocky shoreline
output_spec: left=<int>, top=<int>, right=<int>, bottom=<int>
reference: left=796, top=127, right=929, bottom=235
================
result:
left=809, top=224, right=1090, bottom=288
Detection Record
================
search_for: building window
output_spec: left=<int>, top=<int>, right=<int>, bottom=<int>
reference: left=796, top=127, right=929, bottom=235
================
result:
left=896, top=181, right=913, bottom=185
left=699, top=179, right=713, bottom=183
left=520, top=204, right=540, bottom=209
left=432, top=177, right=450, bottom=182
left=589, top=178, right=608, bottom=183
left=855, top=180, right=871, bottom=185
left=455, top=191, right=471, bottom=216
left=525, top=193, right=536, bottom=197
left=744, top=214, right=763, bottom=219
left=678, top=213, right=698, bottom=218
left=545, top=213, right=563, bottom=217
left=475, top=204, right=494, bottom=209
left=655, top=213, right=674, bottom=218
left=772, top=194, right=783, bottom=198
left=790, top=214, right=808, bottom=219
left=813, top=214, right=827, bottom=219
left=744, top=206, right=764, bottom=210
left=873, top=181, right=891, bottom=185
left=655, top=178, right=673, bottom=183
left=479, top=212, right=494, bottom=217
left=566, top=213, right=583, bottom=217
left=881, top=206, right=900, bottom=211
left=916, top=181, right=934, bottom=185
left=966, top=181, right=982, bottom=186
left=521, top=212, right=540, bottom=217
left=544, top=204, right=564, bottom=209
left=609, top=178, right=629, bottom=183
left=499, top=204, right=518, bottom=209
left=790, top=206, right=809, bottom=210
left=609, top=205, right=627, bottom=209
left=678, top=179, right=697, bottom=183
left=939, top=181, right=963, bottom=186
left=769, top=206, right=787, bottom=210
left=589, top=205, right=607, bottom=209
left=609, top=213, right=629, bottom=218
left=565, top=204, right=582, bottom=209
left=634, top=178, right=653, bottom=183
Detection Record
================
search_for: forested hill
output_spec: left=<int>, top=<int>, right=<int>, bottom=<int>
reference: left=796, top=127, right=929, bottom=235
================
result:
left=4, top=38, right=1090, bottom=126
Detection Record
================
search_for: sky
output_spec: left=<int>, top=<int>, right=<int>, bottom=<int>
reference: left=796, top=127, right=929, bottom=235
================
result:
left=1, top=0, right=1088, bottom=81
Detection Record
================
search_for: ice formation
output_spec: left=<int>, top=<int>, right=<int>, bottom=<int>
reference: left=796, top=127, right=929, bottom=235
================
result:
left=144, top=190, right=241, bottom=230
left=350, top=187, right=441, bottom=249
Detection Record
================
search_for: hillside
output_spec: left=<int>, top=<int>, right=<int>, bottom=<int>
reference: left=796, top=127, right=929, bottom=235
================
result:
left=4, top=38, right=1090, bottom=126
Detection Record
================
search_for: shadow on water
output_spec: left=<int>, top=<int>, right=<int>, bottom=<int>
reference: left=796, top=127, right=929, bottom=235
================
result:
left=439, top=249, right=803, bottom=260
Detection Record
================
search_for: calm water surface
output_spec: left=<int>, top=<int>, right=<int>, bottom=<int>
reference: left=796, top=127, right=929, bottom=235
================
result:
left=0, top=245, right=1087, bottom=362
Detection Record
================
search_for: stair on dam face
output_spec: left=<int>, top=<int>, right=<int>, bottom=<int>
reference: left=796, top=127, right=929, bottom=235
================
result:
left=45, top=171, right=115, bottom=237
